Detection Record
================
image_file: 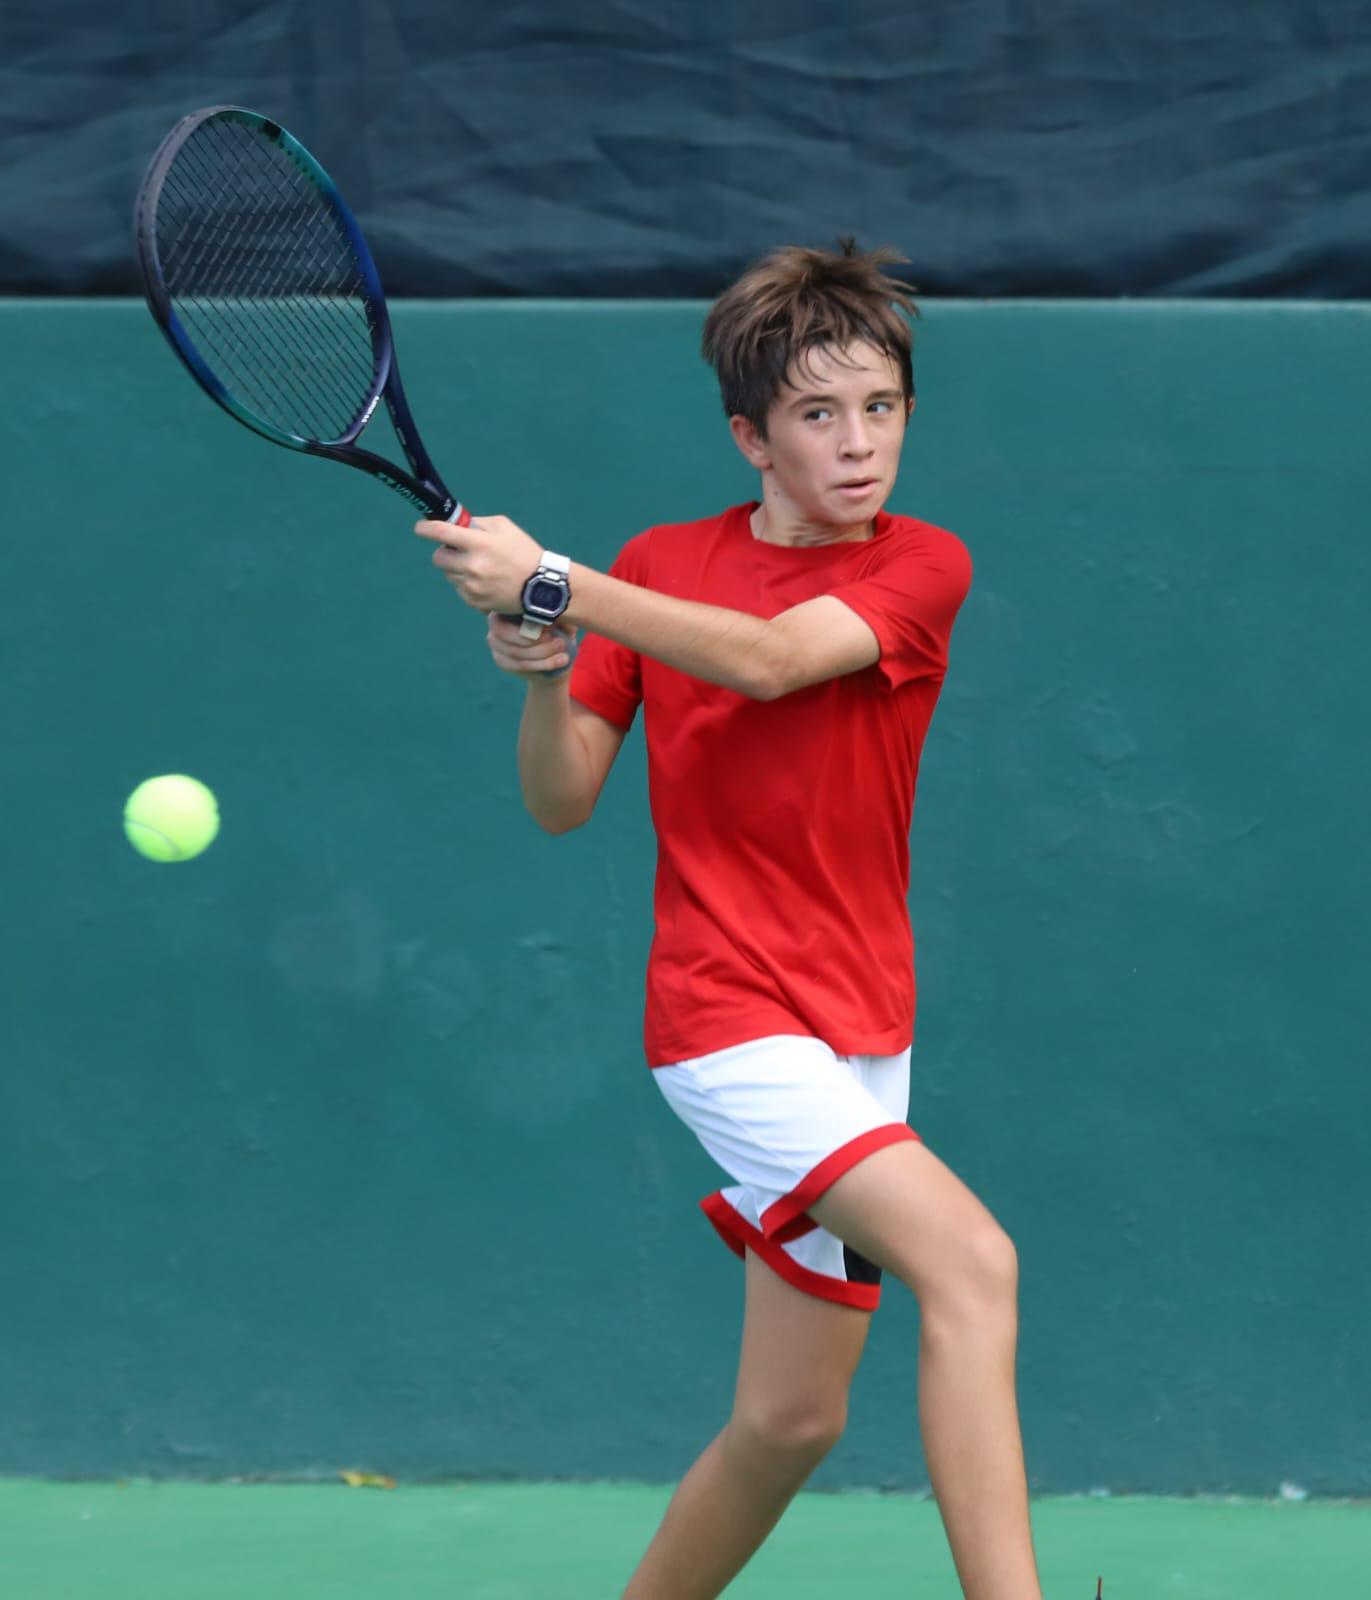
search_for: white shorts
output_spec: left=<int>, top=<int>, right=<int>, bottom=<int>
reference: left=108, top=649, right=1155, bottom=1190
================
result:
left=652, top=1034, right=919, bottom=1311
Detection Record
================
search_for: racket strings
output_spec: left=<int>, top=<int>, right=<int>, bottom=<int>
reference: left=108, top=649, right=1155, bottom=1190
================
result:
left=161, top=160, right=369, bottom=427
left=164, top=126, right=377, bottom=436
left=160, top=180, right=371, bottom=442
left=155, top=116, right=382, bottom=443
left=169, top=120, right=378, bottom=407
left=163, top=164, right=366, bottom=442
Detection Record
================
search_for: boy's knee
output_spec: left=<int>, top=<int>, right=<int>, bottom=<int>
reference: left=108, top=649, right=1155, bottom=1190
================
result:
left=729, top=1398, right=847, bottom=1466
left=916, top=1223, right=1018, bottom=1314
left=972, top=1225, right=1019, bottom=1294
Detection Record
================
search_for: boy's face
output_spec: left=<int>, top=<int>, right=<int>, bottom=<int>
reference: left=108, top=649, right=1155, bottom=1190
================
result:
left=729, top=340, right=914, bottom=528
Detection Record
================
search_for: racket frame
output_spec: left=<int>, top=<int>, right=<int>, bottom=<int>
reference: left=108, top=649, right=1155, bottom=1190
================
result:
left=134, top=104, right=466, bottom=523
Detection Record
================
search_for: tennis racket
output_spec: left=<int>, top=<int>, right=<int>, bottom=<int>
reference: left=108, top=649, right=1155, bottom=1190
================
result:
left=133, top=104, right=540, bottom=636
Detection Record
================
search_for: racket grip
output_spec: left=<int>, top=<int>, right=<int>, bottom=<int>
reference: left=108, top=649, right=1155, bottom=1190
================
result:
left=440, top=500, right=553, bottom=643
left=445, top=501, right=525, bottom=628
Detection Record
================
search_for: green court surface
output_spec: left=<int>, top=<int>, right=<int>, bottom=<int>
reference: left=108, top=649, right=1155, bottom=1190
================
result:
left=2, top=1480, right=1366, bottom=1598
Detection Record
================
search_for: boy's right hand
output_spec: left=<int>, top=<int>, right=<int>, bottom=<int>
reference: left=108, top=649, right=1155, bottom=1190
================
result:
left=486, top=613, right=578, bottom=680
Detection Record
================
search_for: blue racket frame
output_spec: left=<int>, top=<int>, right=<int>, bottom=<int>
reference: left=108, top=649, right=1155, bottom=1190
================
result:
left=134, top=105, right=465, bottom=524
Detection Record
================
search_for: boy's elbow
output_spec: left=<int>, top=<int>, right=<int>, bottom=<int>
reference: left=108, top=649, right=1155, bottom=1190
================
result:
left=534, top=806, right=590, bottom=835
left=750, top=661, right=790, bottom=701
left=749, top=629, right=793, bottom=701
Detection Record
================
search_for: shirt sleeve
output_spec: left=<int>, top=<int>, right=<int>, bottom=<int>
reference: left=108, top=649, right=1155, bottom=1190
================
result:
left=827, top=530, right=973, bottom=693
left=567, top=531, right=650, bottom=732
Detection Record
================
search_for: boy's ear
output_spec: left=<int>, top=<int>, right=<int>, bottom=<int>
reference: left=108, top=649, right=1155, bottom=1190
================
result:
left=729, top=413, right=772, bottom=470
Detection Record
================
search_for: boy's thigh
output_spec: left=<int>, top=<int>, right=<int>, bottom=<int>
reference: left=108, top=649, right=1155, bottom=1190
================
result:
left=733, top=1248, right=872, bottom=1427
left=806, top=1138, right=1014, bottom=1305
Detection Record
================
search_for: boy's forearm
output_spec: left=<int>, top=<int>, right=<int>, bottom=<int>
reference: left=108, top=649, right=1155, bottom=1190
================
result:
left=517, top=677, right=592, bottom=833
left=565, top=563, right=778, bottom=699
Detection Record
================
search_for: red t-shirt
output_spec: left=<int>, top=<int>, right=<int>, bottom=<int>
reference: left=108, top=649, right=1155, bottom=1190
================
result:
left=569, top=501, right=972, bottom=1067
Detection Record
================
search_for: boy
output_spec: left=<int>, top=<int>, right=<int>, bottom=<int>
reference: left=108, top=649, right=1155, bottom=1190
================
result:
left=416, top=240, right=1049, bottom=1600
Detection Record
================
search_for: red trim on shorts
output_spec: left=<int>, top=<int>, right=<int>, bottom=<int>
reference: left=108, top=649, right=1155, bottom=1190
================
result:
left=699, top=1192, right=882, bottom=1312
left=759, top=1123, right=920, bottom=1242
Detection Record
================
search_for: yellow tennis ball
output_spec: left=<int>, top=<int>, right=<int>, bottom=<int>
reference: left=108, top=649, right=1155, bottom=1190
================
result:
left=123, top=774, right=220, bottom=862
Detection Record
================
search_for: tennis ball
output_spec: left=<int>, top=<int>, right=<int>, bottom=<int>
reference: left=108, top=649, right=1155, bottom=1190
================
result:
left=123, top=774, right=220, bottom=862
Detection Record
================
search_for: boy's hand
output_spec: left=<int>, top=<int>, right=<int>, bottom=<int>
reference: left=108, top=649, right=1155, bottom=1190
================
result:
left=415, top=513, right=542, bottom=615
left=486, top=613, right=578, bottom=680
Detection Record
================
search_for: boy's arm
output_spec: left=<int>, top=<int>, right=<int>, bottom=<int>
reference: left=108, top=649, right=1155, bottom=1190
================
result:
left=415, top=514, right=881, bottom=700
left=477, top=612, right=626, bottom=834
left=565, top=565, right=879, bottom=700
left=517, top=672, right=627, bottom=833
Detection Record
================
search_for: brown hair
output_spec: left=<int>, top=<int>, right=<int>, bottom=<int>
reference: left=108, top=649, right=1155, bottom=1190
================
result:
left=701, top=237, right=918, bottom=438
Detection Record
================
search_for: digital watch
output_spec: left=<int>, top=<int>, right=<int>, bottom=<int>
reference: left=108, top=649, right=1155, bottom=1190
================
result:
left=519, top=550, right=572, bottom=639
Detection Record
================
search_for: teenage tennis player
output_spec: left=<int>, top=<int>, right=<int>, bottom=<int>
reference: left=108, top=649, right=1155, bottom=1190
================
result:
left=415, top=240, right=1052, bottom=1600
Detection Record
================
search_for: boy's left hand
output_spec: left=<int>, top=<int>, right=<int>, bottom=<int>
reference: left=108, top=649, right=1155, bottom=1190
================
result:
left=414, top=513, right=543, bottom=615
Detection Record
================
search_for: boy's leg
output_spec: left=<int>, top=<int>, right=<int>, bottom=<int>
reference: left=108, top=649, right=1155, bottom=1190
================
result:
left=808, top=1138, right=1045, bottom=1600
left=620, top=1250, right=870, bottom=1600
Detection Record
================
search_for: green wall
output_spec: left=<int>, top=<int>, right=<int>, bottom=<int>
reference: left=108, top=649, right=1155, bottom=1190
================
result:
left=1, top=300, right=1367, bottom=1494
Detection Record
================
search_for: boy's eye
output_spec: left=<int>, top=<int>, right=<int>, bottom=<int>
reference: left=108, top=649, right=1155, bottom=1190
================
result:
left=804, top=401, right=894, bottom=421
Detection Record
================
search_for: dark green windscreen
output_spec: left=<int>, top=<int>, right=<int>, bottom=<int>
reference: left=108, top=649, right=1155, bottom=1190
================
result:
left=0, top=300, right=1366, bottom=1492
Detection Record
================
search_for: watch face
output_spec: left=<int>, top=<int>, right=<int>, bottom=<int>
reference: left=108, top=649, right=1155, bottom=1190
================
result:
left=527, top=578, right=566, bottom=613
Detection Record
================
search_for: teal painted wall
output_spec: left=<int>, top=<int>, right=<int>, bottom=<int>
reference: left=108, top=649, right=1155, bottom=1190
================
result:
left=1, top=301, right=1367, bottom=1494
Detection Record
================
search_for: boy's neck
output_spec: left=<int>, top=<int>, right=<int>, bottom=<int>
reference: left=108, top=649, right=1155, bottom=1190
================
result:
left=750, top=501, right=875, bottom=547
